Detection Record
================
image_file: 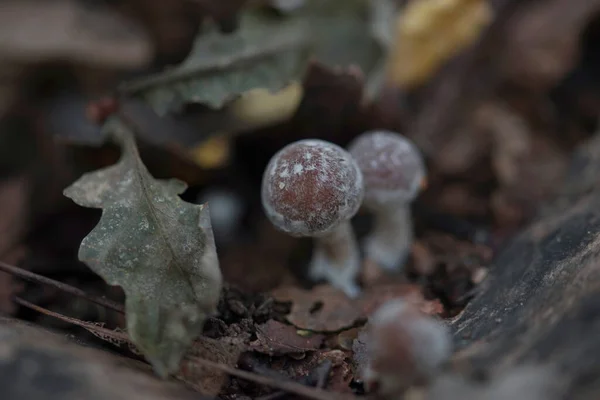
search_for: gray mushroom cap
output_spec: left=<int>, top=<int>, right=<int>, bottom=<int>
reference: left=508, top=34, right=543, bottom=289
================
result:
left=348, top=130, right=426, bottom=209
left=261, top=139, right=364, bottom=237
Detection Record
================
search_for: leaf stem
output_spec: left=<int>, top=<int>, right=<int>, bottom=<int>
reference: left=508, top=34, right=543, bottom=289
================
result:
left=0, top=260, right=125, bottom=314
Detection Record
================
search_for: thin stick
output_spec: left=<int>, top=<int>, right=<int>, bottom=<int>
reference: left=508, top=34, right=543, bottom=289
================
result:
left=185, top=355, right=354, bottom=400
left=14, top=297, right=123, bottom=336
left=16, top=297, right=355, bottom=400
left=0, top=260, right=125, bottom=314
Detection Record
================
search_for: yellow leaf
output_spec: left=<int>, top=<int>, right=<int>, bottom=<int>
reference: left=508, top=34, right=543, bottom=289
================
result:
left=189, top=133, right=231, bottom=169
left=387, top=0, right=493, bottom=88
left=231, top=82, right=303, bottom=127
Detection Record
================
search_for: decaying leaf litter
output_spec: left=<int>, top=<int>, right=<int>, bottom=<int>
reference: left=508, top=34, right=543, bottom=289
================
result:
left=1, top=0, right=600, bottom=398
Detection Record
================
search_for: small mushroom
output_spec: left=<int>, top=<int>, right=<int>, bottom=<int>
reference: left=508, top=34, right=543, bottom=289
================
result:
left=261, top=139, right=364, bottom=298
left=363, top=298, right=451, bottom=396
left=348, top=130, right=426, bottom=271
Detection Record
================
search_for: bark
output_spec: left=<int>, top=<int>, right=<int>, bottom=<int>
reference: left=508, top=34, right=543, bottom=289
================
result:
left=451, top=133, right=600, bottom=399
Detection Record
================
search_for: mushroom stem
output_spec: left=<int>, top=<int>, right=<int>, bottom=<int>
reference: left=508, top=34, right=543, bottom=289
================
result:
left=364, top=204, right=412, bottom=271
left=309, top=220, right=361, bottom=298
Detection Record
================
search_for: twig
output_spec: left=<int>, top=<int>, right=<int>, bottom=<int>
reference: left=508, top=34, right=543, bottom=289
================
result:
left=0, top=260, right=125, bottom=314
left=14, top=297, right=128, bottom=340
left=186, top=355, right=354, bottom=400
left=17, top=297, right=354, bottom=400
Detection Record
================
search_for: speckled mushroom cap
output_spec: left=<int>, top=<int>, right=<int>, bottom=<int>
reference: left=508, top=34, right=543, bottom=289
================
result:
left=348, top=130, right=426, bottom=208
left=261, top=139, right=364, bottom=237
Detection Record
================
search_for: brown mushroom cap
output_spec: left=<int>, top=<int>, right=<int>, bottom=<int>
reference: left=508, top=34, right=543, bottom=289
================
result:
left=348, top=130, right=426, bottom=208
left=261, top=139, right=364, bottom=237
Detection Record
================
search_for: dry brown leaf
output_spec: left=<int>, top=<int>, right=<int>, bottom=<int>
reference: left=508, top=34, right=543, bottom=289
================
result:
left=249, top=319, right=324, bottom=356
left=272, top=285, right=362, bottom=332
left=272, top=283, right=442, bottom=332
left=181, top=336, right=246, bottom=395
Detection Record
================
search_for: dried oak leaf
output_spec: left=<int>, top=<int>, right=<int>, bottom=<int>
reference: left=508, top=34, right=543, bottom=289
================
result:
left=272, top=283, right=441, bottom=332
left=63, top=116, right=222, bottom=377
left=120, top=11, right=311, bottom=115
left=272, top=285, right=358, bottom=332
left=249, top=319, right=324, bottom=356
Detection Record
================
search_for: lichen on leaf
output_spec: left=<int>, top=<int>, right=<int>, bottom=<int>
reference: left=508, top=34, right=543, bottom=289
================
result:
left=63, top=116, right=222, bottom=377
left=119, top=11, right=311, bottom=115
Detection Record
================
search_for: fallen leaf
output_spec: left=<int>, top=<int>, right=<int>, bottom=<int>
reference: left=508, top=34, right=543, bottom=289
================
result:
left=63, top=116, right=222, bottom=377
left=303, top=0, right=382, bottom=75
left=272, top=285, right=361, bottom=332
left=272, top=282, right=442, bottom=332
left=230, top=82, right=304, bottom=129
left=188, top=133, right=232, bottom=169
left=388, top=0, right=493, bottom=88
left=249, top=319, right=324, bottom=356
left=120, top=10, right=311, bottom=115
left=182, top=336, right=246, bottom=395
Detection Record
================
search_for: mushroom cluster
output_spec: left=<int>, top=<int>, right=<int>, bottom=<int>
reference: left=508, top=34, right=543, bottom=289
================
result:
left=261, top=130, right=426, bottom=297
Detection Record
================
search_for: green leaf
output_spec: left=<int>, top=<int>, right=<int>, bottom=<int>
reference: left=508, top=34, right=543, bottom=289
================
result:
left=301, top=0, right=382, bottom=75
left=119, top=12, right=311, bottom=115
left=63, top=116, right=222, bottom=377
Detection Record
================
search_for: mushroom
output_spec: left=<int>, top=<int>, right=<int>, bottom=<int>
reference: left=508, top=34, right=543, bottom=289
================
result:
left=362, top=298, right=451, bottom=396
left=261, top=139, right=364, bottom=298
left=348, top=130, right=426, bottom=271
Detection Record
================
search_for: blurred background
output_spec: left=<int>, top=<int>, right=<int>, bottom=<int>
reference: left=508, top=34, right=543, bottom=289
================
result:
left=0, top=0, right=599, bottom=360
